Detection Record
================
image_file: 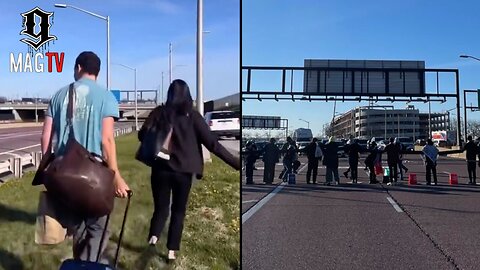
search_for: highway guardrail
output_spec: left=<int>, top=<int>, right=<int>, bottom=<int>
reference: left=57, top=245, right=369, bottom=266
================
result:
left=0, top=126, right=135, bottom=183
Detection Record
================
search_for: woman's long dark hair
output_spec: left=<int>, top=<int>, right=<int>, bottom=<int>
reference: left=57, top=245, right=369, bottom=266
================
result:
left=143, top=79, right=193, bottom=131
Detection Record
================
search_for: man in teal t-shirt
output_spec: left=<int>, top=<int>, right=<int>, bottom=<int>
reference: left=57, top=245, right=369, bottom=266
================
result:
left=47, top=75, right=119, bottom=156
left=41, top=51, right=130, bottom=262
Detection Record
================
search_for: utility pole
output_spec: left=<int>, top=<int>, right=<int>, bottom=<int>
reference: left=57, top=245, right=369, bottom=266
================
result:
left=196, top=0, right=204, bottom=116
left=161, top=71, right=164, bottom=104
left=169, top=43, right=173, bottom=83
left=428, top=100, right=432, bottom=138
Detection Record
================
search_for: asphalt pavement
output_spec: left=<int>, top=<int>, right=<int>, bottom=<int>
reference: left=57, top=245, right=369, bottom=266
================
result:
left=0, top=123, right=239, bottom=161
left=0, top=122, right=136, bottom=161
left=242, top=153, right=480, bottom=270
left=218, top=137, right=240, bottom=156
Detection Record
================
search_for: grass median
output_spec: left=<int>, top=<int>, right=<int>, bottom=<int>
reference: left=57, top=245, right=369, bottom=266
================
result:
left=0, top=133, right=240, bottom=270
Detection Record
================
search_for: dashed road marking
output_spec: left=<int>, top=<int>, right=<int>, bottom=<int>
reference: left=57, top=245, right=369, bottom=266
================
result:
left=242, top=200, right=258, bottom=204
left=0, top=144, right=41, bottom=156
left=386, top=196, right=403, bottom=213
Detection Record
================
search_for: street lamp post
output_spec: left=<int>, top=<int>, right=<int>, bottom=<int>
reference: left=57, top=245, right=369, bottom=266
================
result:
left=364, top=105, right=394, bottom=139
left=35, top=94, right=38, bottom=123
left=445, top=107, right=457, bottom=131
left=169, top=43, right=173, bottom=84
left=197, top=0, right=204, bottom=116
left=161, top=65, right=185, bottom=104
left=298, top=119, right=310, bottom=129
left=113, top=63, right=137, bottom=130
left=460, top=54, right=480, bottom=62
left=161, top=71, right=164, bottom=104
left=428, top=99, right=432, bottom=138
left=55, top=4, right=110, bottom=90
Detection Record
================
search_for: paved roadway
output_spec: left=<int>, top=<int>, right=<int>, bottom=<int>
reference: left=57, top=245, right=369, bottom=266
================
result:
left=242, top=153, right=480, bottom=270
left=0, top=124, right=239, bottom=161
left=0, top=122, right=136, bottom=161
left=218, top=137, right=240, bottom=156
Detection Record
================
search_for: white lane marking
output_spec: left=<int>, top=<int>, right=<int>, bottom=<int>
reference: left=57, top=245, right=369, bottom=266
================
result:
left=242, top=200, right=258, bottom=204
left=386, top=196, right=403, bottom=213
left=442, top=171, right=451, bottom=175
left=0, top=144, right=41, bottom=155
left=0, top=132, right=42, bottom=140
left=1, top=153, right=21, bottom=158
left=346, top=181, right=363, bottom=184
left=242, top=182, right=286, bottom=224
left=298, top=163, right=308, bottom=173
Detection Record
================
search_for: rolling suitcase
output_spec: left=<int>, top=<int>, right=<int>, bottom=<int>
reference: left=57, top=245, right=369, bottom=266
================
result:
left=288, top=173, right=296, bottom=184
left=59, top=190, right=133, bottom=270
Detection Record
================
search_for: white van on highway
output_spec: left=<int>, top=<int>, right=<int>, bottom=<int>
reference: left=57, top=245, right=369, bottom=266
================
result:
left=204, top=110, right=240, bottom=139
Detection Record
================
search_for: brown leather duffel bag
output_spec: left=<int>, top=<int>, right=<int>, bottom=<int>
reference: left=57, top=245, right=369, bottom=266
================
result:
left=33, top=83, right=115, bottom=218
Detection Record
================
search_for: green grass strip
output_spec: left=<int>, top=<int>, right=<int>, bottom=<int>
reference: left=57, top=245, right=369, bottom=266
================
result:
left=0, top=133, right=240, bottom=270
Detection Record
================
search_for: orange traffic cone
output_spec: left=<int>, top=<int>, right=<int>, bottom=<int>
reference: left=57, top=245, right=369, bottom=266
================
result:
left=449, top=173, right=458, bottom=185
left=408, top=174, right=417, bottom=185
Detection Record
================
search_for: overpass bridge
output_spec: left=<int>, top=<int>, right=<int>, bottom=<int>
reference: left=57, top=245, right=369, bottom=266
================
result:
left=0, top=103, right=157, bottom=122
left=0, top=92, right=239, bottom=122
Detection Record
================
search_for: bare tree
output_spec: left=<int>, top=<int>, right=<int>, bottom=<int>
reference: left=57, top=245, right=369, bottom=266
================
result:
left=450, top=116, right=465, bottom=141
left=467, top=120, right=480, bottom=139
left=275, top=131, right=285, bottom=140
left=323, top=123, right=333, bottom=137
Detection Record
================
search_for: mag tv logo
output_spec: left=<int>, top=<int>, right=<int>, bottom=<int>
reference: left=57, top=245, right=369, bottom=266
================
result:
left=10, top=6, right=65, bottom=73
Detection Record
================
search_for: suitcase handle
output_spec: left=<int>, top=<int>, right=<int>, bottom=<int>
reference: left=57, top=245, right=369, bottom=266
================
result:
left=96, top=190, right=133, bottom=266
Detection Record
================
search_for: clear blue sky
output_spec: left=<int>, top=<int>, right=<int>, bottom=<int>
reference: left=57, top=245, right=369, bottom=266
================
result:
left=0, top=0, right=239, bottom=102
left=242, top=0, right=480, bottom=137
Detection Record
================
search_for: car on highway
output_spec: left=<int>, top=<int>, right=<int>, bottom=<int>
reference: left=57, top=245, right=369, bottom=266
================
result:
left=335, top=141, right=346, bottom=157
left=433, top=139, right=453, bottom=148
left=415, top=139, right=426, bottom=146
left=297, top=141, right=310, bottom=155
left=275, top=141, right=286, bottom=149
left=397, top=137, right=415, bottom=151
left=355, top=138, right=369, bottom=150
left=204, top=110, right=240, bottom=139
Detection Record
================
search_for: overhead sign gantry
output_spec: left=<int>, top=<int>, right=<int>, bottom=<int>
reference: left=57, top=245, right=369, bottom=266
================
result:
left=242, top=59, right=461, bottom=146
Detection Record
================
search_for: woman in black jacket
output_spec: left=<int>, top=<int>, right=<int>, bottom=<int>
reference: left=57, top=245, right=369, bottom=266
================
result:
left=138, top=79, right=240, bottom=261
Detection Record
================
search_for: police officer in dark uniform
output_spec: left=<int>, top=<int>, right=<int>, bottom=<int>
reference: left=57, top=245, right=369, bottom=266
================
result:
left=245, top=141, right=258, bottom=185
left=305, top=138, right=320, bottom=184
left=347, top=138, right=361, bottom=183
left=462, top=135, right=479, bottom=185
left=365, top=142, right=380, bottom=184
left=263, top=138, right=280, bottom=184
left=384, top=137, right=400, bottom=185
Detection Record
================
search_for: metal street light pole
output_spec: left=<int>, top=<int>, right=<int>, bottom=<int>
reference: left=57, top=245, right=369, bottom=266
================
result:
left=162, top=65, right=185, bottom=104
left=161, top=71, right=164, bottom=104
left=169, top=43, right=173, bottom=84
left=428, top=100, right=432, bottom=138
left=445, top=107, right=457, bottom=131
left=113, top=63, right=137, bottom=130
left=460, top=54, right=480, bottom=62
left=460, top=54, right=480, bottom=140
left=35, top=94, right=38, bottom=123
left=298, top=118, right=310, bottom=129
left=54, top=4, right=110, bottom=90
left=384, top=109, right=387, bottom=139
left=196, top=0, right=204, bottom=116
left=365, top=105, right=393, bottom=139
